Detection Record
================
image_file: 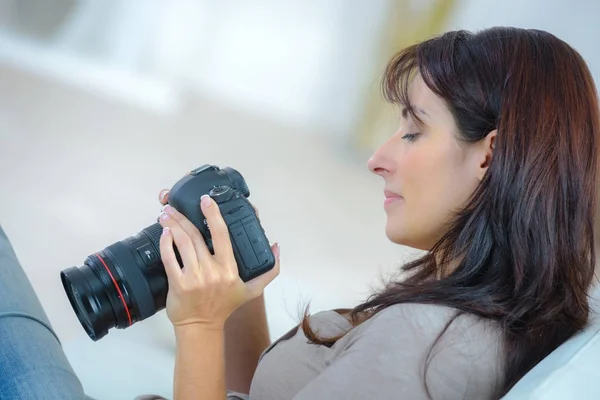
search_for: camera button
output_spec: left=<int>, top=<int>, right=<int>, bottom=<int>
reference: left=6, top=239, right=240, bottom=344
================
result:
left=227, top=205, right=246, bottom=218
left=231, top=224, right=259, bottom=268
left=244, top=220, right=259, bottom=235
left=136, top=244, right=158, bottom=263
left=255, top=248, right=271, bottom=265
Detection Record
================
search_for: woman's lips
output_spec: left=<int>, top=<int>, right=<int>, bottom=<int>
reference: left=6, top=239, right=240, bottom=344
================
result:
left=384, top=197, right=402, bottom=207
left=384, top=190, right=403, bottom=207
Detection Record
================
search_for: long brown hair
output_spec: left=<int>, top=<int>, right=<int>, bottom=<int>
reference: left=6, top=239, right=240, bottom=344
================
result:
left=301, top=27, right=600, bottom=397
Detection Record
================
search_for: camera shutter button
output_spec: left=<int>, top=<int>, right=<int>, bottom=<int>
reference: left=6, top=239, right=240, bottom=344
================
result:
left=209, top=185, right=234, bottom=203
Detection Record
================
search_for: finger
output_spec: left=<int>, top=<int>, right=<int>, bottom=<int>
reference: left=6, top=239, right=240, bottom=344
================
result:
left=201, top=195, right=235, bottom=267
left=161, top=205, right=212, bottom=262
left=246, top=243, right=280, bottom=297
left=159, top=227, right=183, bottom=283
left=158, top=189, right=169, bottom=205
left=158, top=212, right=201, bottom=275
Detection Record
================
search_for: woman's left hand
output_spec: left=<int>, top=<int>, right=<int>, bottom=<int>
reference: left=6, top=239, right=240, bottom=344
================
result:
left=157, top=194, right=280, bottom=330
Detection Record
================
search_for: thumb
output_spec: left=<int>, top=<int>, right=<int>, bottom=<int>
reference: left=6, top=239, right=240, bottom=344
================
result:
left=158, top=189, right=169, bottom=205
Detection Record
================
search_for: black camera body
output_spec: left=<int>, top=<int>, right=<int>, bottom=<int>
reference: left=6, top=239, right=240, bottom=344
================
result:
left=60, top=165, right=274, bottom=341
left=168, top=165, right=274, bottom=281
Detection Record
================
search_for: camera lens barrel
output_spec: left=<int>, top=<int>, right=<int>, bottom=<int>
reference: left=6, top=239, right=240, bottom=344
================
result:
left=61, top=223, right=166, bottom=341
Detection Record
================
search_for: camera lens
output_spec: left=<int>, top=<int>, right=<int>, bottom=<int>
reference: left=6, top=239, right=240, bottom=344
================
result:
left=61, top=223, right=168, bottom=341
left=70, top=282, right=95, bottom=336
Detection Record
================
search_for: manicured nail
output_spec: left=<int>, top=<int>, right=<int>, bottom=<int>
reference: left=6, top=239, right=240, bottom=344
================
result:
left=163, top=204, right=176, bottom=215
left=162, top=227, right=170, bottom=236
left=201, top=195, right=212, bottom=207
left=159, top=211, right=169, bottom=221
left=274, top=243, right=280, bottom=259
left=160, top=190, right=168, bottom=201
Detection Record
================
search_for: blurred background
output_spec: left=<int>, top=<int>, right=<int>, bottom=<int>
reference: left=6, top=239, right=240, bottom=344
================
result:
left=1, top=0, right=599, bottom=398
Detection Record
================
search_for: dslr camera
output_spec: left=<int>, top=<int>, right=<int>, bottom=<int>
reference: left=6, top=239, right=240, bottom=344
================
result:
left=60, top=165, right=275, bottom=341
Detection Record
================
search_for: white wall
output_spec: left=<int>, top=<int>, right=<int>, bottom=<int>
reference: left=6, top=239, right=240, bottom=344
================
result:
left=150, top=0, right=392, bottom=134
left=0, top=0, right=392, bottom=135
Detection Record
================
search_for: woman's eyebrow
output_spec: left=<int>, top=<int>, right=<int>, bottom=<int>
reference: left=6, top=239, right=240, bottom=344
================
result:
left=415, top=107, right=430, bottom=118
left=401, top=106, right=431, bottom=119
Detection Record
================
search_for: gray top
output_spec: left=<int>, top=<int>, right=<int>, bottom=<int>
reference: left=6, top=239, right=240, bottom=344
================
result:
left=227, top=303, right=503, bottom=400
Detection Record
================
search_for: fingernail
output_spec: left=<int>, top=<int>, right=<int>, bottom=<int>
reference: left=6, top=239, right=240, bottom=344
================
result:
left=274, top=243, right=280, bottom=259
left=160, top=190, right=168, bottom=201
left=201, top=195, right=212, bottom=207
left=159, top=211, right=169, bottom=221
left=163, top=204, right=176, bottom=215
left=162, top=226, right=170, bottom=236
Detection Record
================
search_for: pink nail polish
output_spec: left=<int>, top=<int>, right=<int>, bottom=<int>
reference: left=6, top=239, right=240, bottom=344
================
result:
left=164, top=205, right=176, bottom=215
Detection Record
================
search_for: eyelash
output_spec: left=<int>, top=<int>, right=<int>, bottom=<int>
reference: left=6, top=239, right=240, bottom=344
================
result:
left=402, top=133, right=420, bottom=142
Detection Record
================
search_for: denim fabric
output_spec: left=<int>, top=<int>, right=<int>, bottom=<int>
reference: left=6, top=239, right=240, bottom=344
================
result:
left=0, top=225, right=92, bottom=399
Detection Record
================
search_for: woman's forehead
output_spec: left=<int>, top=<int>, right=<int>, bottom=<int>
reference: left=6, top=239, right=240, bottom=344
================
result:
left=407, top=75, right=454, bottom=124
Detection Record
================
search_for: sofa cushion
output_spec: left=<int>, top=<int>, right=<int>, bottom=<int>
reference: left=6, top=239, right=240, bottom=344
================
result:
left=503, top=284, right=600, bottom=399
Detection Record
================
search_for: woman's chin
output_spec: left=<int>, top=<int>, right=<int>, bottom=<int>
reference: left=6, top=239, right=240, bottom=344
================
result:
left=386, top=225, right=428, bottom=250
left=385, top=225, right=407, bottom=245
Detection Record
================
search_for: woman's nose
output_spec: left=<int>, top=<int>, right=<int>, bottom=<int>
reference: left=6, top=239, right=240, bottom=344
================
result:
left=368, top=147, right=392, bottom=177
left=368, top=136, right=398, bottom=176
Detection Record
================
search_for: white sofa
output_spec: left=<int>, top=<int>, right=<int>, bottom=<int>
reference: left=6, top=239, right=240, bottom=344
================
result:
left=502, top=284, right=600, bottom=399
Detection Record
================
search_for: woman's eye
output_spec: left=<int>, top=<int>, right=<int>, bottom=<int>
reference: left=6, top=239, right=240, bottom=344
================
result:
left=401, top=133, right=420, bottom=142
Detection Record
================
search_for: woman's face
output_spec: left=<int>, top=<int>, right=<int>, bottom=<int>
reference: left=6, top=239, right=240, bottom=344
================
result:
left=368, top=75, right=493, bottom=251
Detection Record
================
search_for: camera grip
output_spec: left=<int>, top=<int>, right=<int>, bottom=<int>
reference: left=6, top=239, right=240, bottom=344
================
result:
left=219, top=199, right=275, bottom=282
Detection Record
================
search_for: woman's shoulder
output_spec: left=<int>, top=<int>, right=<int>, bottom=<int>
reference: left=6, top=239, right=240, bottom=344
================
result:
left=301, top=303, right=504, bottom=398
left=321, top=302, right=497, bottom=334
left=308, top=302, right=500, bottom=341
left=334, top=302, right=502, bottom=362
left=338, top=303, right=504, bottom=397
left=368, top=302, right=498, bottom=332
left=253, top=304, right=503, bottom=399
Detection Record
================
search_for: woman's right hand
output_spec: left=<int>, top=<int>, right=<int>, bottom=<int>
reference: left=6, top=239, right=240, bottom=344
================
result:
left=158, top=182, right=272, bottom=394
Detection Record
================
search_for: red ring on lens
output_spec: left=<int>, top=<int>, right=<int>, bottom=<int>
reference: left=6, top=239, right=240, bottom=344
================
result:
left=95, top=253, right=132, bottom=326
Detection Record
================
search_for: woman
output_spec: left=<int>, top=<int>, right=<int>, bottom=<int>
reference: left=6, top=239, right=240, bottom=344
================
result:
left=1, top=26, right=598, bottom=399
